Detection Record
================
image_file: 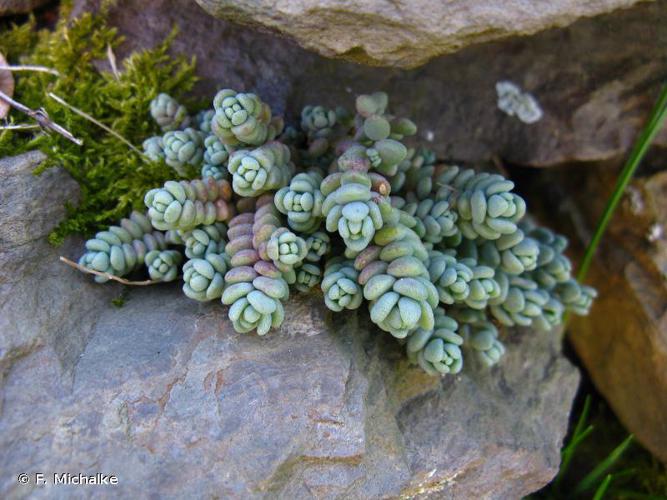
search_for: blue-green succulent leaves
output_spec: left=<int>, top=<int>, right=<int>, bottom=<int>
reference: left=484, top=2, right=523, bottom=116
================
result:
left=78, top=87, right=598, bottom=377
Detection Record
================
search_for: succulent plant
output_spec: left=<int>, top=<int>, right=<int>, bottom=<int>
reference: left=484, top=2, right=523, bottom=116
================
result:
left=301, top=105, right=337, bottom=139
left=428, top=250, right=473, bottom=304
left=294, top=263, right=322, bottom=292
left=142, top=136, right=165, bottom=162
left=321, top=170, right=392, bottom=253
left=321, top=258, right=363, bottom=311
left=396, top=146, right=437, bottom=194
left=201, top=164, right=227, bottom=181
left=194, top=109, right=215, bottom=134
left=203, top=134, right=229, bottom=168
left=78, top=87, right=598, bottom=377
left=394, top=195, right=459, bottom=245
left=489, top=274, right=551, bottom=327
left=406, top=309, right=463, bottom=375
left=437, top=167, right=527, bottom=240
left=144, top=178, right=234, bottom=232
left=78, top=211, right=166, bottom=282
left=212, top=89, right=279, bottom=147
left=222, top=209, right=290, bottom=335
left=305, top=231, right=331, bottom=262
left=145, top=249, right=182, bottom=282
left=355, top=223, right=438, bottom=338
left=555, top=279, right=597, bottom=316
left=274, top=171, right=325, bottom=233
left=162, top=128, right=204, bottom=175
left=227, top=141, right=293, bottom=197
left=453, top=256, right=502, bottom=310
left=461, top=321, right=506, bottom=367
left=477, top=230, right=539, bottom=275
left=183, top=222, right=227, bottom=259
left=524, top=225, right=573, bottom=289
left=150, top=93, right=190, bottom=131
left=183, top=252, right=228, bottom=301
left=266, top=227, right=308, bottom=271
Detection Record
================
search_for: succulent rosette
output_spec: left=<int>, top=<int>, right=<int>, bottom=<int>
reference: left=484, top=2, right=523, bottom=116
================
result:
left=428, top=250, right=473, bottom=304
left=437, top=167, right=527, bottom=240
left=294, top=263, right=322, bottom=292
left=489, top=274, right=550, bottom=327
left=212, top=88, right=277, bottom=146
left=142, top=136, right=165, bottom=162
left=461, top=321, right=506, bottom=367
left=150, top=93, right=190, bottom=131
left=183, top=252, right=229, bottom=301
left=183, top=222, right=227, bottom=259
left=145, top=249, right=182, bottom=282
left=305, top=231, right=331, bottom=263
left=524, top=225, right=573, bottom=289
left=227, top=141, right=293, bottom=197
left=79, top=211, right=166, bottom=283
left=162, top=128, right=204, bottom=175
left=321, top=258, right=363, bottom=312
left=406, top=309, right=463, bottom=376
left=555, top=279, right=597, bottom=316
left=145, top=178, right=234, bottom=232
left=274, top=171, right=325, bottom=233
left=321, top=170, right=392, bottom=253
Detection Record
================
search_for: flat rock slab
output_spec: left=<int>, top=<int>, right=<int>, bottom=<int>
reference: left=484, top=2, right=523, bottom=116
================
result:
left=0, top=152, right=579, bottom=497
left=74, top=0, right=667, bottom=167
left=194, top=0, right=644, bottom=68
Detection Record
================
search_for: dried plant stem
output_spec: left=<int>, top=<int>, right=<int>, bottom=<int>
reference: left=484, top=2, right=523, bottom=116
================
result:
left=60, top=256, right=163, bottom=286
left=0, top=64, right=60, bottom=76
left=0, top=123, right=41, bottom=130
left=47, top=92, right=149, bottom=160
left=0, top=90, right=83, bottom=145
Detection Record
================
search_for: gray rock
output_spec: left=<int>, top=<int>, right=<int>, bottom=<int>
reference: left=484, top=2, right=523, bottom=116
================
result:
left=74, top=0, right=667, bottom=167
left=0, top=151, right=578, bottom=498
left=194, top=0, right=644, bottom=68
left=0, top=0, right=49, bottom=16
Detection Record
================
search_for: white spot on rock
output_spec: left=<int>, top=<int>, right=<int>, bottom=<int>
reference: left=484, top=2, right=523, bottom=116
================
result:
left=496, top=80, right=543, bottom=124
left=647, top=223, right=663, bottom=243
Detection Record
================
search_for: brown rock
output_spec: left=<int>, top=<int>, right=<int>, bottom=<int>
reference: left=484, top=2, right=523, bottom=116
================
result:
left=194, top=0, right=644, bottom=68
left=571, top=170, right=667, bottom=463
left=516, top=162, right=667, bottom=463
left=74, top=0, right=667, bottom=167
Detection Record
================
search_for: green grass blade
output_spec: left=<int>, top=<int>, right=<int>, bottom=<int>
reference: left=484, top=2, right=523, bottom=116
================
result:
left=572, top=395, right=592, bottom=441
left=577, top=85, right=667, bottom=282
left=592, top=474, right=613, bottom=500
left=556, top=396, right=593, bottom=486
left=609, top=490, right=667, bottom=500
left=574, top=434, right=634, bottom=494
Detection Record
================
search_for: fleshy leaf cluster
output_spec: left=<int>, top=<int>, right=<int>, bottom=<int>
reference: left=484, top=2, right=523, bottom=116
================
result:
left=77, top=88, right=596, bottom=376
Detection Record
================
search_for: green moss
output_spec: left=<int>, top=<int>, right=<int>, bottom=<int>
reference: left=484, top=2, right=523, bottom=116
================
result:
left=0, top=2, right=199, bottom=244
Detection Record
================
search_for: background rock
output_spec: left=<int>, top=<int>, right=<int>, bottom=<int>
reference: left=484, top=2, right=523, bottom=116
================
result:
left=0, top=152, right=579, bottom=497
left=516, top=161, right=667, bottom=463
left=194, top=0, right=645, bottom=68
left=0, top=0, right=50, bottom=16
left=74, top=0, right=667, bottom=167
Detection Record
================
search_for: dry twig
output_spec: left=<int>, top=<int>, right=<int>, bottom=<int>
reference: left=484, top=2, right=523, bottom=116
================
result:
left=0, top=65, right=60, bottom=76
left=0, top=90, right=83, bottom=145
left=60, top=256, right=162, bottom=286
left=48, top=92, right=148, bottom=159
